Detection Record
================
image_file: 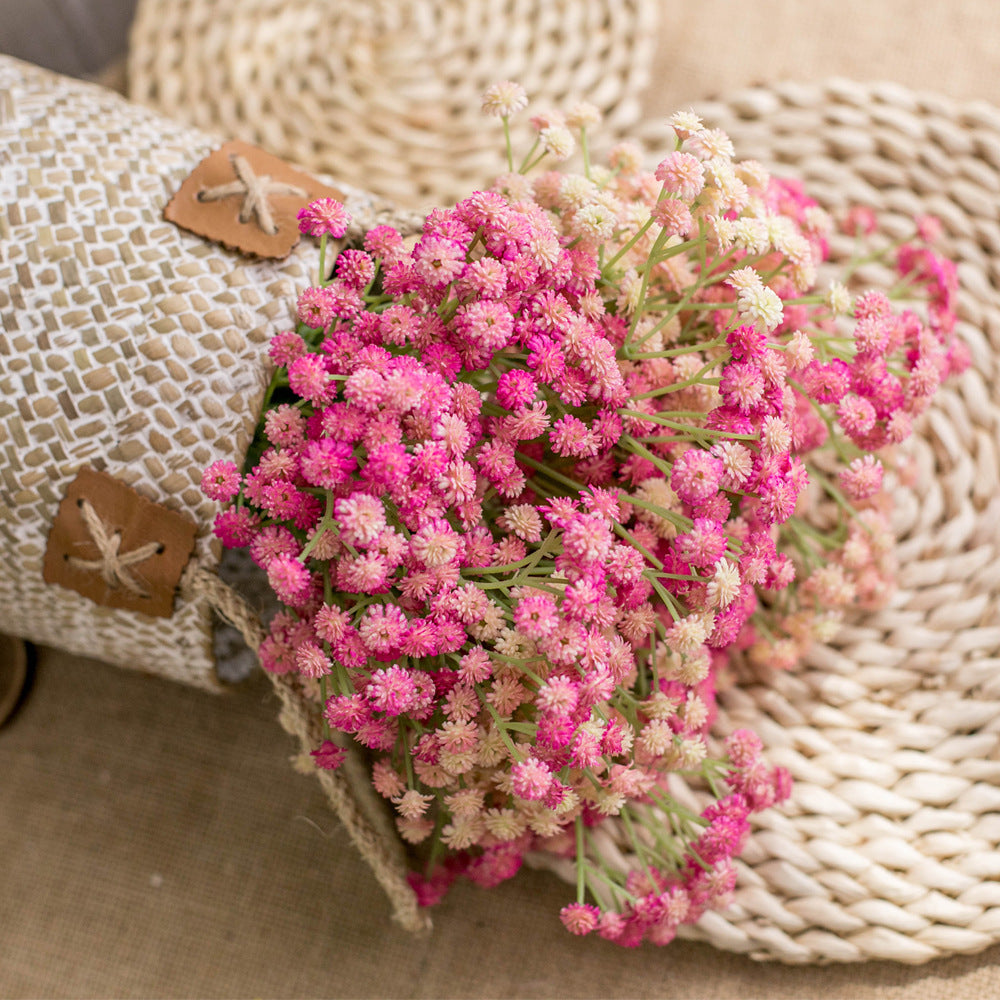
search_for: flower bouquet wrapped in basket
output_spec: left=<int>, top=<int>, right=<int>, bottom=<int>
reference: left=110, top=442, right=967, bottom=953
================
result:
left=203, top=77, right=1000, bottom=965
left=6, top=49, right=998, bottom=965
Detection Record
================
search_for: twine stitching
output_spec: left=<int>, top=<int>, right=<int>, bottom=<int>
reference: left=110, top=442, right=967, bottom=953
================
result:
left=197, top=153, right=307, bottom=235
left=67, top=498, right=162, bottom=597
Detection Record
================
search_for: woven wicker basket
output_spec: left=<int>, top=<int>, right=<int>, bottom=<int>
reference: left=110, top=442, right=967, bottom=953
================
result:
left=0, top=56, right=419, bottom=689
left=126, top=0, right=659, bottom=210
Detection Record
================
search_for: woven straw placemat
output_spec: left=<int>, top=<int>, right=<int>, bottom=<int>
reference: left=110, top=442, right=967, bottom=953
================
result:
left=543, top=79, right=1000, bottom=965
left=126, top=0, right=659, bottom=210
left=674, top=79, right=1000, bottom=964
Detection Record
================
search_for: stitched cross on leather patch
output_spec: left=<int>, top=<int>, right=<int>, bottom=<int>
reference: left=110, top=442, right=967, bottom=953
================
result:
left=43, top=467, right=198, bottom=618
left=164, top=140, right=346, bottom=258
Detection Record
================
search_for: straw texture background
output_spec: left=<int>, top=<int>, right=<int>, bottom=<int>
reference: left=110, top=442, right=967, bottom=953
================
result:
left=6, top=0, right=1000, bottom=996
left=128, top=0, right=660, bottom=211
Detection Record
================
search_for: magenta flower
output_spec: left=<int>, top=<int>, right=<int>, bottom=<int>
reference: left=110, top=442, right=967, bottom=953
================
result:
left=297, top=197, right=350, bottom=238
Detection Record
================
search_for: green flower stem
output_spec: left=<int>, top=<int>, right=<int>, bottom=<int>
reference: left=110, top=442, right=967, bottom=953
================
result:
left=617, top=433, right=673, bottom=476
left=462, top=529, right=560, bottom=579
left=514, top=451, right=585, bottom=494
left=782, top=514, right=845, bottom=553
left=648, top=632, right=661, bottom=692
left=581, top=855, right=639, bottom=906
left=515, top=136, right=540, bottom=174
left=626, top=337, right=727, bottom=360
left=319, top=676, right=330, bottom=738
left=489, top=656, right=546, bottom=687
left=575, top=815, right=587, bottom=904
left=647, top=787, right=706, bottom=827
left=602, top=216, right=660, bottom=271
left=423, top=807, right=447, bottom=879
left=622, top=411, right=757, bottom=444
left=321, top=568, right=354, bottom=698
left=519, top=148, right=551, bottom=174
left=629, top=366, right=721, bottom=399
left=703, top=770, right=723, bottom=800
left=299, top=493, right=337, bottom=561
left=502, top=721, right=539, bottom=736
left=475, top=577, right=563, bottom=597
left=318, top=233, right=329, bottom=284
left=642, top=297, right=745, bottom=313
left=626, top=277, right=712, bottom=354
left=401, top=726, right=417, bottom=789
left=645, top=573, right=684, bottom=622
left=620, top=806, right=661, bottom=884
left=627, top=227, right=674, bottom=340
left=622, top=493, right=690, bottom=534
left=480, top=699, right=525, bottom=762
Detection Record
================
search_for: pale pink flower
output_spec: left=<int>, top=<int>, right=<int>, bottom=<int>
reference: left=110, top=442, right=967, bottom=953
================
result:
left=839, top=454, right=883, bottom=500
left=481, top=80, right=528, bottom=118
left=201, top=460, right=241, bottom=503
left=266, top=555, right=311, bottom=605
left=654, top=152, right=705, bottom=200
left=367, top=665, right=418, bottom=716
left=310, top=740, right=347, bottom=771
left=560, top=903, right=600, bottom=935
left=295, top=640, right=331, bottom=679
left=510, top=757, right=553, bottom=800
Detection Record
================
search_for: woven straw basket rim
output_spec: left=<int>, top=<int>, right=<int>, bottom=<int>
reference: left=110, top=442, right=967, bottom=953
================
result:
left=249, top=77, right=1000, bottom=965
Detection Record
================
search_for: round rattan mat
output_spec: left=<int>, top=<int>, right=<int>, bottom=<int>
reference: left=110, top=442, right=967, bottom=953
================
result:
left=532, top=79, right=1000, bottom=964
left=126, top=0, right=659, bottom=210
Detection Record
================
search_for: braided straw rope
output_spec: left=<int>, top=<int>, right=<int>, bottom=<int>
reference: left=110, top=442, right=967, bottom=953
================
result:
left=529, top=80, right=1000, bottom=964
left=0, top=56, right=417, bottom=688
left=178, top=564, right=430, bottom=931
left=271, top=671, right=433, bottom=934
left=126, top=0, right=659, bottom=211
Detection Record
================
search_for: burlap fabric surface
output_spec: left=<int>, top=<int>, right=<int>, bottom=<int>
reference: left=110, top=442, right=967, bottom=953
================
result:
left=6, top=649, right=1000, bottom=1000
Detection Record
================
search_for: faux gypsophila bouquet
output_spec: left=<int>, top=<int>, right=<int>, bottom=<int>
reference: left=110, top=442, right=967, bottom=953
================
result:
left=202, top=83, right=964, bottom=946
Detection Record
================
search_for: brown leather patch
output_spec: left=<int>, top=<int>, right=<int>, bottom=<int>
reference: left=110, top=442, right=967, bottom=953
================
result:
left=43, top=467, right=198, bottom=619
left=164, top=140, right=345, bottom=258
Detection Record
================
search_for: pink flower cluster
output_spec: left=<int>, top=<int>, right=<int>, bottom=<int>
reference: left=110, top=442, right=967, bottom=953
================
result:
left=203, top=91, right=963, bottom=945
